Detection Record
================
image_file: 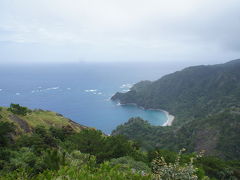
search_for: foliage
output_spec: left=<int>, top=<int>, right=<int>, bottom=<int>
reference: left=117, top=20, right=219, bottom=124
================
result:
left=111, top=60, right=240, bottom=163
left=0, top=107, right=2, bottom=119
left=8, top=103, right=30, bottom=116
left=112, top=59, right=240, bottom=123
left=113, top=111, right=240, bottom=160
left=0, top=120, right=152, bottom=179
left=110, top=156, right=151, bottom=174
left=0, top=106, right=83, bottom=133
left=0, top=121, right=15, bottom=147
left=16, top=126, right=57, bottom=154
left=151, top=149, right=202, bottom=180
left=49, top=126, right=74, bottom=141
left=6, top=147, right=44, bottom=173
left=1, top=163, right=153, bottom=180
left=0, top=104, right=239, bottom=179
left=66, top=129, right=140, bottom=163
left=43, top=149, right=66, bottom=171
left=196, top=156, right=240, bottom=180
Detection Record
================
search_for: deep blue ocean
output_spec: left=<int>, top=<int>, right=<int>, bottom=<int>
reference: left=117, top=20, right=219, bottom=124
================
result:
left=0, top=62, right=183, bottom=134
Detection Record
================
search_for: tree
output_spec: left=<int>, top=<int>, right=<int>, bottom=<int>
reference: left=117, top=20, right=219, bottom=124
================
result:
left=0, top=122, right=15, bottom=147
left=43, top=149, right=66, bottom=171
left=8, top=104, right=30, bottom=116
left=151, top=149, right=203, bottom=180
left=68, top=129, right=105, bottom=156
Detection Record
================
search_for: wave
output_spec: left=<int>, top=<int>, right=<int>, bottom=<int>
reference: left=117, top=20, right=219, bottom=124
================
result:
left=45, top=87, right=59, bottom=91
left=31, top=87, right=60, bottom=93
left=85, top=89, right=98, bottom=92
left=120, top=83, right=132, bottom=89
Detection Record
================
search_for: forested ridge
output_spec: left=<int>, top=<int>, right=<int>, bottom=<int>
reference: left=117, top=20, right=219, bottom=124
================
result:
left=1, top=60, right=240, bottom=179
left=112, top=59, right=240, bottom=123
left=112, top=110, right=240, bottom=160
left=1, top=104, right=239, bottom=179
left=111, top=59, right=240, bottom=179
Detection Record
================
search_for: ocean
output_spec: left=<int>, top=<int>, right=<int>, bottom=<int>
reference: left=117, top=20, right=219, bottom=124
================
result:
left=0, top=62, right=182, bottom=134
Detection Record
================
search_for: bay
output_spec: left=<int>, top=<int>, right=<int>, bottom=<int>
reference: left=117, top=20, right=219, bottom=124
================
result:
left=0, top=62, right=179, bottom=134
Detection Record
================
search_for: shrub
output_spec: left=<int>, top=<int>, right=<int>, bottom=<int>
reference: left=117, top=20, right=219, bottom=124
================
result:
left=110, top=156, right=151, bottom=174
left=0, top=122, right=15, bottom=147
left=151, top=149, right=208, bottom=180
left=8, top=104, right=30, bottom=116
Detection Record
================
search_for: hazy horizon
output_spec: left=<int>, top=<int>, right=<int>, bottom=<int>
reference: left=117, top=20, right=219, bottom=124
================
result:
left=1, top=0, right=240, bottom=65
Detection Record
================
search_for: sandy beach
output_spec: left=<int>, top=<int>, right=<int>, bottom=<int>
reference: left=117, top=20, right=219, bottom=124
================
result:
left=162, top=110, right=175, bottom=126
left=119, top=102, right=175, bottom=126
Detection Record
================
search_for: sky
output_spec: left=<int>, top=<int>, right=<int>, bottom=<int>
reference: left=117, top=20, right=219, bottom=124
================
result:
left=0, top=0, right=240, bottom=65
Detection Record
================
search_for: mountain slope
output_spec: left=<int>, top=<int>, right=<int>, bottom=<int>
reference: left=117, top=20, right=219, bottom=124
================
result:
left=112, top=109, right=240, bottom=160
left=111, top=59, right=240, bottom=160
left=0, top=106, right=87, bottom=135
left=112, top=59, right=240, bottom=124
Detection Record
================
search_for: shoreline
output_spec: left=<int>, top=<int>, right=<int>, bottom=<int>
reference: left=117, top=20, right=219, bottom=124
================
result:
left=161, top=110, right=175, bottom=126
left=117, top=102, right=175, bottom=126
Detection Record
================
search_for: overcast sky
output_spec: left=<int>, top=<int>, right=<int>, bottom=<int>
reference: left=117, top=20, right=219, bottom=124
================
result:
left=0, top=0, right=240, bottom=64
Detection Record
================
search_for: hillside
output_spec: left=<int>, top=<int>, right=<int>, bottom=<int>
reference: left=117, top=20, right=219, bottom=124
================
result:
left=111, top=59, right=240, bottom=161
left=112, top=109, right=240, bottom=160
left=0, top=105, right=87, bottom=135
left=1, top=106, right=239, bottom=179
left=112, top=59, right=240, bottom=124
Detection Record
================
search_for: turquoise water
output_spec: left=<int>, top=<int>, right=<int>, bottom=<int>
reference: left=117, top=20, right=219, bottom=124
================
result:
left=115, top=104, right=167, bottom=126
left=0, top=63, right=170, bottom=134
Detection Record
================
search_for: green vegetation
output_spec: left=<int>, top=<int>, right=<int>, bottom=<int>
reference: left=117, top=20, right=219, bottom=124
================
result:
left=0, top=120, right=186, bottom=179
left=0, top=120, right=231, bottom=180
left=111, top=59, right=240, bottom=166
left=0, top=106, right=239, bottom=179
left=2, top=58, right=240, bottom=179
left=0, top=105, right=85, bottom=134
left=112, top=110, right=240, bottom=160
left=2, top=105, right=239, bottom=179
left=8, top=103, right=31, bottom=116
left=112, top=59, right=240, bottom=123
left=0, top=121, right=15, bottom=147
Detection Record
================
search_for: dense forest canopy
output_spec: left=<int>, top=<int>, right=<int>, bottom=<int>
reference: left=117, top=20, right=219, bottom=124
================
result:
left=112, top=59, right=240, bottom=123
left=110, top=60, right=240, bottom=179
left=0, top=104, right=239, bottom=179
left=1, top=60, right=240, bottom=179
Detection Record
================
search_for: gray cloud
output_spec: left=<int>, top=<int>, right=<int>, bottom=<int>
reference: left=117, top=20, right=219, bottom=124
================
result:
left=0, top=0, right=239, bottom=64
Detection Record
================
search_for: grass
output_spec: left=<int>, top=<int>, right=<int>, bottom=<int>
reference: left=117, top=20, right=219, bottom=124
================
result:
left=0, top=107, right=83, bottom=133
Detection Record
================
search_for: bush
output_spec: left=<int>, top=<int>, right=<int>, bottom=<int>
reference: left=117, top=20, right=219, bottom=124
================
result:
left=0, top=107, right=3, bottom=119
left=0, top=122, right=15, bottom=147
left=1, top=162, right=153, bottom=180
left=110, top=156, right=151, bottom=174
left=8, top=104, right=30, bottom=116
left=196, top=156, right=239, bottom=180
left=151, top=149, right=208, bottom=180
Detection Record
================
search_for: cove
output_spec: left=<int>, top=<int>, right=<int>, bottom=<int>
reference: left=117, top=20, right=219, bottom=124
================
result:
left=114, top=103, right=168, bottom=126
left=0, top=63, right=171, bottom=134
